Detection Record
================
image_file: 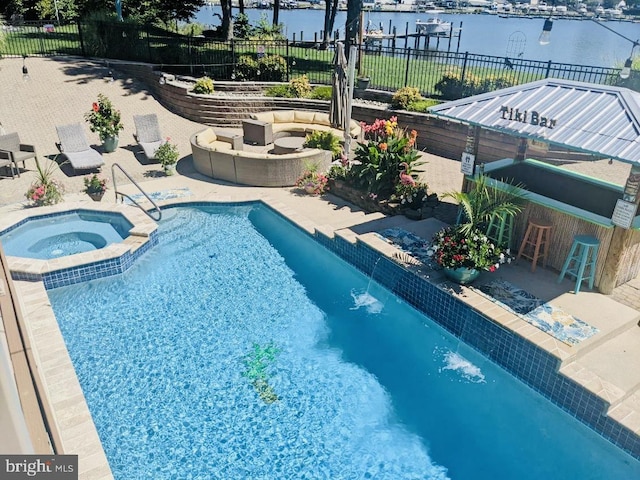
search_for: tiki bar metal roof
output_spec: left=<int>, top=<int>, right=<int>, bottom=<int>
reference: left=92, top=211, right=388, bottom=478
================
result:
left=428, top=79, right=640, bottom=165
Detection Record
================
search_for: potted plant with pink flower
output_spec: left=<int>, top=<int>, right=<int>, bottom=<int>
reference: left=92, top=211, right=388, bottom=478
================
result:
left=25, top=157, right=63, bottom=207
left=83, top=173, right=108, bottom=201
left=295, top=162, right=328, bottom=195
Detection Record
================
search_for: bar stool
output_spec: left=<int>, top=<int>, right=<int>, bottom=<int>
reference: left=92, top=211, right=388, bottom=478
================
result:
left=485, top=212, right=515, bottom=250
left=557, top=235, right=600, bottom=294
left=517, top=219, right=552, bottom=272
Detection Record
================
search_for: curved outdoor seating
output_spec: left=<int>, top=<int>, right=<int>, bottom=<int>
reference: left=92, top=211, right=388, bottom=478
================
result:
left=249, top=110, right=362, bottom=140
left=191, top=128, right=332, bottom=187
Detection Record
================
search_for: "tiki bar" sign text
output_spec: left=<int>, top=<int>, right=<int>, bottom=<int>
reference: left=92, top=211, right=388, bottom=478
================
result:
left=499, top=106, right=557, bottom=129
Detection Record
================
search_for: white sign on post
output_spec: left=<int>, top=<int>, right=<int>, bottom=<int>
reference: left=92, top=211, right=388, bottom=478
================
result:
left=460, top=152, right=475, bottom=175
left=611, top=199, right=636, bottom=229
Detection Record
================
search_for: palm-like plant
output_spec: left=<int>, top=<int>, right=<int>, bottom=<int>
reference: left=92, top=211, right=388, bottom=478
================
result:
left=445, top=174, right=526, bottom=236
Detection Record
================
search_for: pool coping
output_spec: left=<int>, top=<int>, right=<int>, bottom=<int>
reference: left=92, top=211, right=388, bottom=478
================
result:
left=8, top=193, right=640, bottom=479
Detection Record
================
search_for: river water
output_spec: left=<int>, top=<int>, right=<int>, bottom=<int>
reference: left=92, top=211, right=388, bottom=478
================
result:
left=194, top=7, right=638, bottom=68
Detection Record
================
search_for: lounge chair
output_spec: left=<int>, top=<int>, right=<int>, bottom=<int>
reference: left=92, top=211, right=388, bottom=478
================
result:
left=55, top=123, right=104, bottom=171
left=133, top=114, right=164, bottom=161
left=0, top=132, right=37, bottom=178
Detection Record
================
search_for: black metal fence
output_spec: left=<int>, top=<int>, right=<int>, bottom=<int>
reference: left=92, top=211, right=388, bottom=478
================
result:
left=0, top=20, right=626, bottom=98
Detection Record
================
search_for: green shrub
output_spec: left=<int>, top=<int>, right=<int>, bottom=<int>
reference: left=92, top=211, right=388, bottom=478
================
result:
left=192, top=76, right=215, bottom=94
left=435, top=70, right=516, bottom=100
left=391, top=87, right=423, bottom=109
left=257, top=54, right=288, bottom=81
left=264, top=84, right=295, bottom=98
left=236, top=54, right=288, bottom=82
left=406, top=99, right=441, bottom=112
left=304, top=130, right=342, bottom=159
left=309, top=86, right=333, bottom=100
left=235, top=55, right=258, bottom=81
left=289, top=75, right=312, bottom=98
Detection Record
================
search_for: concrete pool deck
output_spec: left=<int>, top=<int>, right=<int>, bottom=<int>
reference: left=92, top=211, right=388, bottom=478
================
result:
left=0, top=57, right=639, bottom=478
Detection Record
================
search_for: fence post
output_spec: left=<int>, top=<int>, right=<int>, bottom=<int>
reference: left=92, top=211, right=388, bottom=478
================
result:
left=146, top=26, right=152, bottom=64
left=460, top=51, right=469, bottom=87
left=77, top=20, right=86, bottom=57
left=404, top=47, right=411, bottom=87
left=231, top=39, right=236, bottom=80
left=545, top=60, right=552, bottom=78
left=286, top=41, right=290, bottom=82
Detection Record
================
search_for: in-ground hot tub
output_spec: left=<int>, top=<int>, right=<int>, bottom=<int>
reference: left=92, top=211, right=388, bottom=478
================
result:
left=0, top=210, right=133, bottom=260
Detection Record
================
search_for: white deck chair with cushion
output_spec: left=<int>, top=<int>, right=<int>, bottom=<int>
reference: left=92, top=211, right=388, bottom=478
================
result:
left=133, top=114, right=164, bottom=161
left=56, top=123, right=104, bottom=171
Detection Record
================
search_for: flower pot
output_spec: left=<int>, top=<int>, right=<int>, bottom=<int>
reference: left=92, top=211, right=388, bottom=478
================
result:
left=102, top=135, right=119, bottom=153
left=443, top=267, right=480, bottom=285
left=163, top=163, right=177, bottom=176
left=356, top=77, right=370, bottom=90
left=304, top=185, right=317, bottom=194
left=88, top=191, right=104, bottom=202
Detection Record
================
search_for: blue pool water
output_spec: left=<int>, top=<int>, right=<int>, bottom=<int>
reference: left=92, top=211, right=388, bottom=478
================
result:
left=1, top=210, right=132, bottom=260
left=48, top=205, right=640, bottom=479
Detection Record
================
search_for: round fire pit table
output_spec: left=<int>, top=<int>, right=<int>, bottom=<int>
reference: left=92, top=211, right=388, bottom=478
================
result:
left=273, top=136, right=306, bottom=154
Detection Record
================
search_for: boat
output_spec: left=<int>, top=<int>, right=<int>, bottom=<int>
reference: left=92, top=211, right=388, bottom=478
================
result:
left=416, top=12, right=452, bottom=36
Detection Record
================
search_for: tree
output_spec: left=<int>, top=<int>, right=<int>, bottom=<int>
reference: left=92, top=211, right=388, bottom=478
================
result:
left=273, top=0, right=280, bottom=26
left=344, top=0, right=362, bottom=61
left=322, top=0, right=339, bottom=48
left=219, top=0, right=234, bottom=40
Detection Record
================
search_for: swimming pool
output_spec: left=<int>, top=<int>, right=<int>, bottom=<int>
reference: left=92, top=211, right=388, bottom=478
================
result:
left=48, top=204, right=640, bottom=479
left=0, top=210, right=132, bottom=260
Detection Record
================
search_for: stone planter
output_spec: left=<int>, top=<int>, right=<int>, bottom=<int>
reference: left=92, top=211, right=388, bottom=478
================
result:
left=443, top=267, right=481, bottom=285
left=102, top=135, right=119, bottom=153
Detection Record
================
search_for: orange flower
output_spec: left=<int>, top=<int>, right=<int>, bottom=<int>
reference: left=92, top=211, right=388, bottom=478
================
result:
left=379, top=142, right=388, bottom=151
left=92, top=102, right=99, bottom=112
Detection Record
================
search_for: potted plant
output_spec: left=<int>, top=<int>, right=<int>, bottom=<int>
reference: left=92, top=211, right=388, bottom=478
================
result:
left=295, top=162, right=328, bottom=195
left=84, top=93, right=124, bottom=152
left=429, top=226, right=511, bottom=284
left=83, top=173, right=107, bottom=201
left=356, top=72, right=370, bottom=90
left=429, top=174, right=525, bottom=284
left=25, top=157, right=63, bottom=207
left=155, top=138, right=179, bottom=175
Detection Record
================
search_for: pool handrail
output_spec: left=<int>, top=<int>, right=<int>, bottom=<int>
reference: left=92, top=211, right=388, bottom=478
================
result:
left=111, top=163, right=162, bottom=221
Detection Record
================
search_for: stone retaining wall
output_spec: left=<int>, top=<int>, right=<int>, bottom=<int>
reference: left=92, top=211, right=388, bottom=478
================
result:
left=115, top=61, right=598, bottom=166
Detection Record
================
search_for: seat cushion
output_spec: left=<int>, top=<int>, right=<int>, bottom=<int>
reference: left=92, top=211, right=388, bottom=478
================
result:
left=64, top=148, right=104, bottom=170
left=294, top=111, right=316, bottom=123
left=313, top=113, right=331, bottom=126
left=272, top=123, right=305, bottom=133
left=251, top=112, right=274, bottom=123
left=273, top=110, right=295, bottom=123
left=196, top=129, right=217, bottom=146
left=210, top=140, right=232, bottom=151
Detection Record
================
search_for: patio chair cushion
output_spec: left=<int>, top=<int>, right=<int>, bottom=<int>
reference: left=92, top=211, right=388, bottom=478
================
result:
left=140, top=140, right=163, bottom=160
left=57, top=124, right=91, bottom=153
left=134, top=114, right=162, bottom=143
left=56, top=123, right=104, bottom=170
left=0, top=132, right=21, bottom=152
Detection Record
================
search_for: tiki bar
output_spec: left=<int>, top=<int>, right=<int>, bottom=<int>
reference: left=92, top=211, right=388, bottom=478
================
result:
left=428, top=79, right=640, bottom=294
